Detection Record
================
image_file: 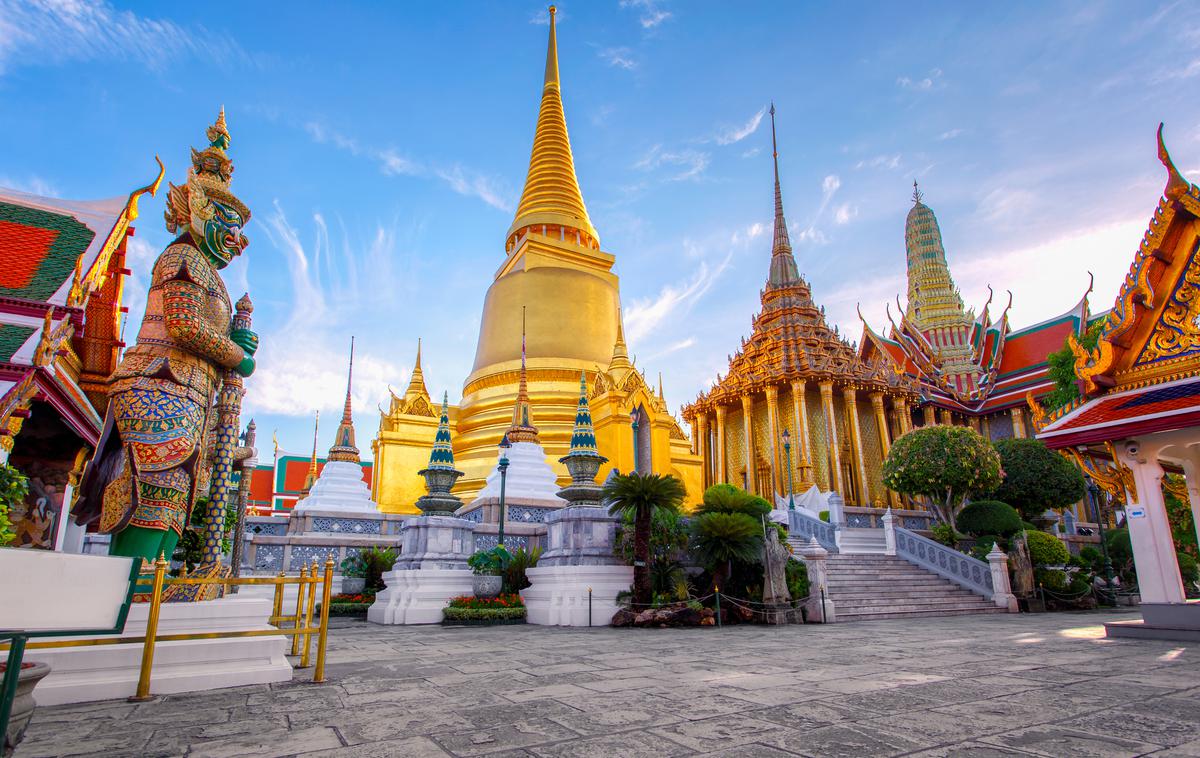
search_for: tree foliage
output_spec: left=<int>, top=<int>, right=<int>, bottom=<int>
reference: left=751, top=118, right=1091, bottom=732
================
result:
left=0, top=464, right=28, bottom=547
left=990, top=438, right=1085, bottom=521
left=882, top=425, right=1002, bottom=529
left=1024, top=529, right=1070, bottom=567
left=689, top=484, right=768, bottom=592
left=603, top=472, right=687, bottom=607
left=1043, top=322, right=1103, bottom=411
left=957, top=500, right=1023, bottom=538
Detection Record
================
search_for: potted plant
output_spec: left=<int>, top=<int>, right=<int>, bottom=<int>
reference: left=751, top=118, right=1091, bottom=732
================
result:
left=467, top=545, right=512, bottom=598
left=3, top=658, right=50, bottom=757
left=339, top=553, right=367, bottom=595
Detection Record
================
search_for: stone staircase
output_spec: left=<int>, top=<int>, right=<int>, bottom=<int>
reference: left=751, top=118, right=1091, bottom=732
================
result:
left=824, top=554, right=1004, bottom=622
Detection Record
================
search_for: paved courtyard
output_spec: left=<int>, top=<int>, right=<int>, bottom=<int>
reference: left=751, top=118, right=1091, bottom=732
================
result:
left=16, top=610, right=1200, bottom=758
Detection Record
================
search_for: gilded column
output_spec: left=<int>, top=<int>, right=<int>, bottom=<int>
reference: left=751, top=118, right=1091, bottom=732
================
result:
left=922, top=405, right=936, bottom=427
left=715, top=405, right=728, bottom=484
left=870, top=393, right=900, bottom=508
left=791, top=380, right=811, bottom=473
left=967, top=416, right=981, bottom=433
left=939, top=408, right=952, bottom=425
left=765, top=385, right=780, bottom=497
left=741, top=394, right=756, bottom=495
left=819, top=381, right=844, bottom=495
left=696, top=414, right=710, bottom=489
left=981, top=415, right=991, bottom=441
left=1011, top=407, right=1026, bottom=438
left=898, top=400, right=912, bottom=435
left=844, top=387, right=871, bottom=506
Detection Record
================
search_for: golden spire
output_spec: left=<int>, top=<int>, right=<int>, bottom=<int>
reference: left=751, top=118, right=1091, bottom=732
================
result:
left=767, top=103, right=800, bottom=287
left=298, top=411, right=319, bottom=500
left=328, top=337, right=360, bottom=462
left=609, top=310, right=632, bottom=370
left=506, top=5, right=599, bottom=249
left=658, top=372, right=665, bottom=400
left=508, top=307, right=540, bottom=443
left=403, top=338, right=430, bottom=402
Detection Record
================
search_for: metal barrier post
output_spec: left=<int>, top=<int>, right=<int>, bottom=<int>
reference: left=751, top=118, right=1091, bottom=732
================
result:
left=130, top=556, right=168, bottom=701
left=271, top=571, right=285, bottom=626
left=290, top=565, right=307, bottom=656
left=313, top=559, right=334, bottom=684
left=300, top=562, right=318, bottom=669
left=715, top=586, right=722, bottom=628
left=0, top=634, right=28, bottom=748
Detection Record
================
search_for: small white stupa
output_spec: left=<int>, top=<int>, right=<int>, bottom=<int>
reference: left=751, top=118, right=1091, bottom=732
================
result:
left=294, top=338, right=379, bottom=515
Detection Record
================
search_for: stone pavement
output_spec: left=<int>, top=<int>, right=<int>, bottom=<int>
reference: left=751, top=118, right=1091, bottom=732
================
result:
left=16, top=610, right=1200, bottom=757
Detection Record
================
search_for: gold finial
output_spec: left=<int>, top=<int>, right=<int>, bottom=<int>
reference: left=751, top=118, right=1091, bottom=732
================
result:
left=207, top=106, right=231, bottom=150
left=1158, top=123, right=1189, bottom=199
left=912, top=180, right=923, bottom=204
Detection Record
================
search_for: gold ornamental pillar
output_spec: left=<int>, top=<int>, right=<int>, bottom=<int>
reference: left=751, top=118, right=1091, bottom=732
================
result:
left=981, top=415, right=991, bottom=441
left=741, top=394, right=756, bottom=495
left=939, top=408, right=952, bottom=425
left=1011, top=407, right=1027, bottom=438
left=696, top=414, right=710, bottom=488
left=922, top=405, right=936, bottom=427
left=819, top=381, right=844, bottom=494
left=791, top=380, right=811, bottom=475
left=967, top=416, right=981, bottom=433
left=844, top=388, right=871, bottom=506
left=870, top=392, right=900, bottom=508
left=765, top=385, right=780, bottom=497
left=899, top=400, right=913, bottom=435
left=715, top=405, right=728, bottom=484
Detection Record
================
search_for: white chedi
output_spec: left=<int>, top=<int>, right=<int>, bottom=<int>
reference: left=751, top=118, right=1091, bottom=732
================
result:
left=474, top=441, right=560, bottom=503
left=294, top=460, right=379, bottom=514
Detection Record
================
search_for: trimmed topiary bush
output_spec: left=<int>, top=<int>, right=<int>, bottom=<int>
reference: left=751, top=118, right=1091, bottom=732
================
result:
left=883, top=425, right=1002, bottom=530
left=1024, top=529, right=1070, bottom=567
left=957, top=500, right=1023, bottom=538
left=1178, top=551, right=1199, bottom=590
left=990, top=438, right=1086, bottom=522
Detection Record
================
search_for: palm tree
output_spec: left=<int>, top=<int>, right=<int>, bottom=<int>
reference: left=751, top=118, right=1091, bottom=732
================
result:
left=603, top=471, right=687, bottom=607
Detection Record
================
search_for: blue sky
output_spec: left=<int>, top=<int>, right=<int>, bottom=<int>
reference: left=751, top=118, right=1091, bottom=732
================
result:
left=2, top=1, right=1199, bottom=456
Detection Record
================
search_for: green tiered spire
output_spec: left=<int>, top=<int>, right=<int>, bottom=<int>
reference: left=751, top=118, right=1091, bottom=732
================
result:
left=567, top=372, right=600, bottom=457
left=428, top=392, right=456, bottom=470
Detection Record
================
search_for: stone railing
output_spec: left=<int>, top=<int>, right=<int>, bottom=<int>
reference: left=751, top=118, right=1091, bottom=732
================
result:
left=892, top=523, right=993, bottom=597
left=787, top=507, right=839, bottom=554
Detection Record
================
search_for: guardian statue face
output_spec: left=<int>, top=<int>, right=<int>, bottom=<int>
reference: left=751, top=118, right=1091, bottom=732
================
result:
left=195, top=196, right=249, bottom=269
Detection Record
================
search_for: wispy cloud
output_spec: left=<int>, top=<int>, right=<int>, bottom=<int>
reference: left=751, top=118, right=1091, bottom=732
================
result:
left=714, top=106, right=767, bottom=145
left=854, top=154, right=902, bottom=170
left=834, top=203, right=857, bottom=225
left=741, top=147, right=761, bottom=159
left=0, top=0, right=255, bottom=75
left=625, top=250, right=733, bottom=341
left=635, top=144, right=710, bottom=181
left=306, top=121, right=513, bottom=211
left=620, top=0, right=672, bottom=29
left=646, top=336, right=697, bottom=361
left=0, top=174, right=58, bottom=196
left=897, top=68, right=944, bottom=91
left=937, top=128, right=964, bottom=141
left=598, top=47, right=637, bottom=70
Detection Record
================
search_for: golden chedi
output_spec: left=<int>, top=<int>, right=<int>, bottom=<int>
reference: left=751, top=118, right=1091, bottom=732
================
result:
left=373, top=7, right=701, bottom=513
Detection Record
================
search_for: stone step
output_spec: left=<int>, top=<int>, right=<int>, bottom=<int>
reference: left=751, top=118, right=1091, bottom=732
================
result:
left=826, top=576, right=958, bottom=585
left=833, top=596, right=993, bottom=609
left=828, top=588, right=981, bottom=600
left=837, top=607, right=1005, bottom=622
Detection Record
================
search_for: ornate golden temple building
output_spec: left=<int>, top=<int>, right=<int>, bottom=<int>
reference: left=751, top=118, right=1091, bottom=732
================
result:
left=681, top=108, right=921, bottom=507
left=372, top=7, right=701, bottom=513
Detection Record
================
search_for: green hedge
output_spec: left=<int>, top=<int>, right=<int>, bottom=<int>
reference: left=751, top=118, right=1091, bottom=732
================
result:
left=443, top=606, right=526, bottom=621
left=957, top=500, right=1023, bottom=537
left=318, top=602, right=372, bottom=616
left=1025, top=530, right=1070, bottom=567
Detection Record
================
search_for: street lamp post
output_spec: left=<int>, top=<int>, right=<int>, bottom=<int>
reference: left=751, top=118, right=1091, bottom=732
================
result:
left=497, top=433, right=511, bottom=547
left=782, top=428, right=795, bottom=511
left=1084, top=475, right=1116, bottom=601
left=631, top=416, right=640, bottom=474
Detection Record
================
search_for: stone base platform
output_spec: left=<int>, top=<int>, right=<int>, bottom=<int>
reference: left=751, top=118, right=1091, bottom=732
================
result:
left=24, top=597, right=292, bottom=705
left=1105, top=601, right=1200, bottom=642
left=522, top=564, right=633, bottom=627
left=367, top=568, right=473, bottom=625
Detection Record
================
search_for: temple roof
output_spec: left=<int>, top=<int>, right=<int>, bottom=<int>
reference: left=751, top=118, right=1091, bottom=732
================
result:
left=506, top=6, right=599, bottom=248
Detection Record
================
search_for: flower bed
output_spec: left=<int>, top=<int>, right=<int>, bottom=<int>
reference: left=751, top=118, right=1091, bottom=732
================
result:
left=318, top=593, right=376, bottom=617
left=442, top=593, right=526, bottom=624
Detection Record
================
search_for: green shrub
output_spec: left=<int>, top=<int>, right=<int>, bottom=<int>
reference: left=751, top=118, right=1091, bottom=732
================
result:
left=503, top=547, right=541, bottom=594
left=443, top=606, right=526, bottom=621
left=0, top=464, right=28, bottom=546
left=690, top=512, right=763, bottom=569
left=957, top=500, right=1023, bottom=537
left=697, top=484, right=771, bottom=517
left=448, top=593, right=523, bottom=609
left=1178, top=552, right=1199, bottom=588
left=930, top=523, right=958, bottom=547
left=323, top=602, right=372, bottom=616
left=785, top=558, right=809, bottom=600
left=468, top=545, right=512, bottom=575
left=970, top=536, right=1002, bottom=562
left=1024, top=530, right=1070, bottom=567
left=883, top=425, right=1002, bottom=528
left=989, top=438, right=1085, bottom=522
left=1035, top=568, right=1068, bottom=591
left=818, top=510, right=830, bottom=523
left=360, top=547, right=398, bottom=593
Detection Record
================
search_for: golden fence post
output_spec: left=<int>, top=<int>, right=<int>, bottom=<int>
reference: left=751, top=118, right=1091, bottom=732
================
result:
left=300, top=561, right=318, bottom=669
left=290, top=565, right=307, bottom=656
left=129, top=555, right=168, bottom=702
left=271, top=571, right=285, bottom=626
left=313, top=558, right=334, bottom=683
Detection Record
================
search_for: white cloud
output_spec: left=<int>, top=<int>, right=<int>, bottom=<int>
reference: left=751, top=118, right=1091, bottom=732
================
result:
left=625, top=251, right=733, bottom=342
left=897, top=68, right=943, bottom=91
left=741, top=147, right=761, bottom=159
left=834, top=203, right=857, bottom=225
left=715, top=106, right=766, bottom=145
left=822, top=175, right=841, bottom=195
left=599, top=47, right=637, bottom=70
left=306, top=121, right=513, bottom=211
left=635, top=144, right=710, bottom=181
left=0, top=174, right=58, bottom=196
left=620, top=0, right=673, bottom=28
left=938, top=128, right=964, bottom=141
left=247, top=339, right=403, bottom=420
left=646, top=336, right=697, bottom=361
left=854, top=154, right=902, bottom=170
left=0, top=0, right=252, bottom=75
